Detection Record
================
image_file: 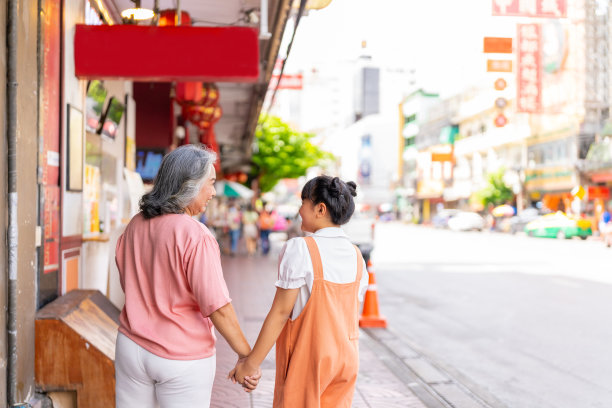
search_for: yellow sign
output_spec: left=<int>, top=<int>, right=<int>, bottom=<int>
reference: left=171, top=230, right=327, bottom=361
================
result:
left=571, top=185, right=585, bottom=200
left=125, top=136, right=136, bottom=171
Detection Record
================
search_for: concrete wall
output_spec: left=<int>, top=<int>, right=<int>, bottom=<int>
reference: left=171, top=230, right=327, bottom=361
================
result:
left=0, top=0, right=7, bottom=405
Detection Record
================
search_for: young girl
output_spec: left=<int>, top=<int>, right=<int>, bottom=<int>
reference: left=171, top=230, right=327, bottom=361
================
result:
left=230, top=176, right=369, bottom=407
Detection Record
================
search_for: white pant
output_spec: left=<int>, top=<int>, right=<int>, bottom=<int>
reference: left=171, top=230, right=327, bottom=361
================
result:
left=115, top=333, right=216, bottom=408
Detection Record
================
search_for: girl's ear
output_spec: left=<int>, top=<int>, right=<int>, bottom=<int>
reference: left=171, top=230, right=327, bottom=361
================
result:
left=315, top=202, right=328, bottom=218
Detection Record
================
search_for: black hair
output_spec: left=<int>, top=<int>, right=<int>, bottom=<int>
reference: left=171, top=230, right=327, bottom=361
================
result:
left=301, top=176, right=357, bottom=225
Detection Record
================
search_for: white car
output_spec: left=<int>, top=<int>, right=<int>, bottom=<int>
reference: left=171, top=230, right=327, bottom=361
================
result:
left=342, top=209, right=376, bottom=259
left=447, top=211, right=485, bottom=232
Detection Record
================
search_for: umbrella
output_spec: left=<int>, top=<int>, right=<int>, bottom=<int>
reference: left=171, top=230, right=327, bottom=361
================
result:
left=492, top=204, right=515, bottom=217
left=215, top=180, right=254, bottom=199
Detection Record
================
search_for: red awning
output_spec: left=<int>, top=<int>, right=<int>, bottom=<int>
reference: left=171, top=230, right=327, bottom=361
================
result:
left=74, top=25, right=259, bottom=82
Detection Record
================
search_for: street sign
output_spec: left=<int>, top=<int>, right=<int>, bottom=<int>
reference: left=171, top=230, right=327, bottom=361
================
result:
left=432, top=152, right=453, bottom=162
left=483, top=37, right=513, bottom=53
left=571, top=185, right=585, bottom=200
left=495, top=97, right=508, bottom=109
left=494, top=78, right=507, bottom=90
left=269, top=73, right=303, bottom=90
left=517, top=24, right=542, bottom=113
left=492, top=0, right=567, bottom=18
left=487, top=59, right=513, bottom=72
left=588, top=186, right=610, bottom=200
left=494, top=113, right=508, bottom=127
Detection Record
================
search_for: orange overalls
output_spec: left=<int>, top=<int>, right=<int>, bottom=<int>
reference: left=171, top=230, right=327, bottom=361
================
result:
left=273, top=236, right=363, bottom=408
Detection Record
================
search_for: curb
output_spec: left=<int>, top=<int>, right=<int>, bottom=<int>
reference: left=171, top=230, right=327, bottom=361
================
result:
left=362, top=328, right=509, bottom=408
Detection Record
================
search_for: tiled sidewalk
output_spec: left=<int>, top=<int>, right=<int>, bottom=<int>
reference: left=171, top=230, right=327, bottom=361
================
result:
left=210, top=254, right=427, bottom=408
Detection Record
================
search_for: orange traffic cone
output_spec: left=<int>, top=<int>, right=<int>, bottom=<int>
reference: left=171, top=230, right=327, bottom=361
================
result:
left=359, top=260, right=387, bottom=328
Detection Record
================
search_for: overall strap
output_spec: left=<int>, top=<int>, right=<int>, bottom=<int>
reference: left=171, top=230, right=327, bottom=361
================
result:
left=353, top=245, right=363, bottom=283
left=304, top=237, right=324, bottom=280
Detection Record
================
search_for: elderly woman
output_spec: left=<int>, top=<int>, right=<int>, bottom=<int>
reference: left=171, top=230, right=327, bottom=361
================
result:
left=114, top=144, right=257, bottom=408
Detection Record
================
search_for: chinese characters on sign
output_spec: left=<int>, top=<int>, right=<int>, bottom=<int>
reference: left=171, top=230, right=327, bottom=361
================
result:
left=487, top=59, right=513, bottom=73
left=269, top=74, right=303, bottom=90
left=492, top=0, right=567, bottom=18
left=517, top=23, right=542, bottom=113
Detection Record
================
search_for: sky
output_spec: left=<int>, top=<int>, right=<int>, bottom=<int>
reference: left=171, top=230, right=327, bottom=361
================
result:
left=283, top=0, right=518, bottom=97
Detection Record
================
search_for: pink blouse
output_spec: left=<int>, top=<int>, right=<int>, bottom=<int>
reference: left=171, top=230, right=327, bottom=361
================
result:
left=115, top=213, right=231, bottom=360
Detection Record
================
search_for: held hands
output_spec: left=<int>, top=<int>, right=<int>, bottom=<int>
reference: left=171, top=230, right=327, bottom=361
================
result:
left=228, top=357, right=261, bottom=392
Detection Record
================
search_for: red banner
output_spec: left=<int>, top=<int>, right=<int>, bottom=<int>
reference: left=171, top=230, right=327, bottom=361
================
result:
left=517, top=24, right=542, bottom=113
left=44, top=186, right=60, bottom=273
left=42, top=0, right=60, bottom=186
left=75, top=25, right=259, bottom=82
left=492, top=0, right=566, bottom=18
left=588, top=186, right=610, bottom=200
left=41, top=0, right=61, bottom=274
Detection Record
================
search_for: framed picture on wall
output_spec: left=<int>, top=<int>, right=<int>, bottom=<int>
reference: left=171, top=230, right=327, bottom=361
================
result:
left=100, top=96, right=125, bottom=140
left=67, top=104, right=84, bottom=191
left=85, top=80, right=107, bottom=134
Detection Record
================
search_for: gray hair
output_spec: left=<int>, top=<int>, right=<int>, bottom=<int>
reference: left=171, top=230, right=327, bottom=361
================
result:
left=139, top=144, right=217, bottom=219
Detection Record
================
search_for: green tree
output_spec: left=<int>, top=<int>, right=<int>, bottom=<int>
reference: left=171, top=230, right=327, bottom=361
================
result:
left=474, top=168, right=514, bottom=208
left=251, top=115, right=334, bottom=192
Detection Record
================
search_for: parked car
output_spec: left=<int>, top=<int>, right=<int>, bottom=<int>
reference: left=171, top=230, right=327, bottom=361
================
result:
left=447, top=211, right=485, bottom=232
left=432, top=209, right=460, bottom=228
left=524, top=211, right=592, bottom=239
left=508, top=208, right=541, bottom=234
left=342, top=208, right=376, bottom=261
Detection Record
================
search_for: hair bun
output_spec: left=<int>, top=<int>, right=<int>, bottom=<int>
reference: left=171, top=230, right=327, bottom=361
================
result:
left=346, top=181, right=357, bottom=197
left=330, top=177, right=343, bottom=198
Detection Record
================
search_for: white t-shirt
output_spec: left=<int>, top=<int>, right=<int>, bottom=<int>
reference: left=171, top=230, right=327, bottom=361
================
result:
left=276, top=227, right=369, bottom=319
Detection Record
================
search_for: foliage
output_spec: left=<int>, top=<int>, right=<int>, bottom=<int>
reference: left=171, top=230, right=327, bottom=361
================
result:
left=474, top=168, right=514, bottom=208
left=251, top=115, right=334, bottom=192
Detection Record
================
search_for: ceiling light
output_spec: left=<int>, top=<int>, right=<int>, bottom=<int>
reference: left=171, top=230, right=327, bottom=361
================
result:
left=121, top=0, right=154, bottom=21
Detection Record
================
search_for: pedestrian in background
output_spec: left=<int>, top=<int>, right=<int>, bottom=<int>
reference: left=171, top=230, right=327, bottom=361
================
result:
left=211, top=200, right=229, bottom=253
left=258, top=206, right=276, bottom=255
left=114, top=145, right=259, bottom=408
left=242, top=204, right=259, bottom=256
left=227, top=202, right=242, bottom=256
left=229, top=175, right=369, bottom=407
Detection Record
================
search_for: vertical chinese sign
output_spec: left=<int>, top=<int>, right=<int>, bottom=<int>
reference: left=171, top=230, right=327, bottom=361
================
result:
left=517, top=24, right=542, bottom=113
left=41, top=0, right=61, bottom=275
left=492, top=0, right=567, bottom=18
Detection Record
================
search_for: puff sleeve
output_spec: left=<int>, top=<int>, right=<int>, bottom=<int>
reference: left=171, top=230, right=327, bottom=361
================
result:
left=275, top=238, right=310, bottom=289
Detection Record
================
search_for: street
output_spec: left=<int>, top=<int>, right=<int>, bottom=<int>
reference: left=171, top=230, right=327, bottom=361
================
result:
left=371, top=223, right=612, bottom=408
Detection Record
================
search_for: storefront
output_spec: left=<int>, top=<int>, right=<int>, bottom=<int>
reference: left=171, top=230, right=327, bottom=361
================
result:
left=3, top=0, right=294, bottom=405
left=416, top=179, right=444, bottom=222
left=524, top=165, right=575, bottom=211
